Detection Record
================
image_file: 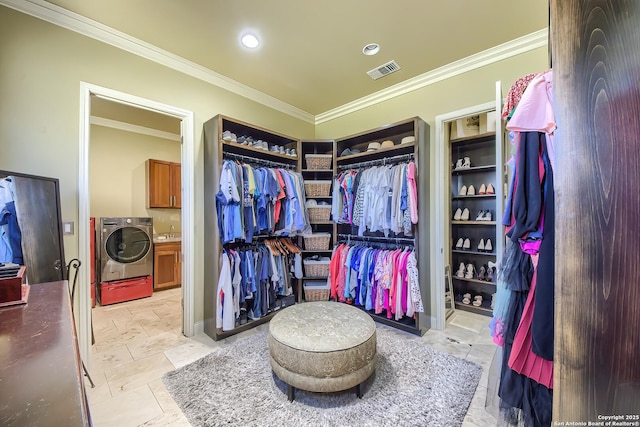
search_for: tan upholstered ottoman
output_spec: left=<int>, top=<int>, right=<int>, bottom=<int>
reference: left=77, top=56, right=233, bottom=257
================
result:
left=268, top=301, right=377, bottom=401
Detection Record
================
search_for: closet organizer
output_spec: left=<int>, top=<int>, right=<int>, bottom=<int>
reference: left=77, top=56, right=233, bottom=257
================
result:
left=331, top=117, right=430, bottom=335
left=203, top=115, right=306, bottom=341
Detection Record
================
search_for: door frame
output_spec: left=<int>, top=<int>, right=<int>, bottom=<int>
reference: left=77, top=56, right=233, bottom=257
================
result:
left=78, top=82, right=195, bottom=365
left=434, top=96, right=499, bottom=330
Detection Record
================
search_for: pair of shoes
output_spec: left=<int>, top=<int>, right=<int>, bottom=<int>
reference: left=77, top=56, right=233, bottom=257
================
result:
left=475, top=210, right=492, bottom=221
left=454, top=157, right=471, bottom=170
left=477, top=238, right=493, bottom=252
left=472, top=295, right=483, bottom=307
left=478, top=183, right=495, bottom=195
left=486, top=261, right=497, bottom=282
left=222, top=130, right=237, bottom=143
left=456, top=262, right=466, bottom=278
left=454, top=237, right=471, bottom=250
left=453, top=207, right=470, bottom=221
left=284, top=148, right=297, bottom=157
left=253, top=140, right=268, bottom=150
left=462, top=293, right=472, bottom=304
left=458, top=184, right=476, bottom=196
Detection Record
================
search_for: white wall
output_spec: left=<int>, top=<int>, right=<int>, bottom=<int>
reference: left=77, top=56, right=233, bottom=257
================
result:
left=89, top=124, right=181, bottom=234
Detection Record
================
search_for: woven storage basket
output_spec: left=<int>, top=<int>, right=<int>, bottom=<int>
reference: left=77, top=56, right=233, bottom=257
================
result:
left=304, top=280, right=330, bottom=301
left=305, top=154, right=332, bottom=170
left=302, top=233, right=331, bottom=251
left=304, top=180, right=331, bottom=197
left=303, top=259, right=330, bottom=278
left=307, top=205, right=331, bottom=222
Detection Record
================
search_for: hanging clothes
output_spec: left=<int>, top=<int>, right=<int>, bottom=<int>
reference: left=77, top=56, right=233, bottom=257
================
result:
left=0, top=177, right=23, bottom=264
left=328, top=242, right=423, bottom=319
left=332, top=162, right=418, bottom=236
left=491, top=70, right=556, bottom=427
left=216, top=238, right=302, bottom=330
left=216, top=161, right=310, bottom=244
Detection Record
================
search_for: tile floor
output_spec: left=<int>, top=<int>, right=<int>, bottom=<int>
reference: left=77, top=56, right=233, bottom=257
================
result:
left=86, top=288, right=498, bottom=426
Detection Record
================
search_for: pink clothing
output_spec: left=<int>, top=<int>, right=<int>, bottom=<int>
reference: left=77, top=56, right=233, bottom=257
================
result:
left=502, top=73, right=537, bottom=120
left=407, top=162, right=419, bottom=224
left=507, top=70, right=556, bottom=172
left=507, top=268, right=554, bottom=389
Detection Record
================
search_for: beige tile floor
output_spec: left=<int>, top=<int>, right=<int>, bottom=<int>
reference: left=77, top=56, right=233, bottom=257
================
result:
left=86, top=289, right=498, bottom=426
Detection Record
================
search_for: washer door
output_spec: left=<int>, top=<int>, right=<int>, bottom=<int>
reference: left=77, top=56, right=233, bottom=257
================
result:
left=105, top=226, right=151, bottom=264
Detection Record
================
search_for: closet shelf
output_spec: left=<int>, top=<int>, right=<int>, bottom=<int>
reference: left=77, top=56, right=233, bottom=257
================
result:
left=452, top=276, right=496, bottom=285
left=454, top=301, right=493, bottom=314
left=452, top=249, right=496, bottom=256
left=301, top=169, right=334, bottom=173
left=451, top=165, right=496, bottom=175
left=450, top=132, right=496, bottom=145
left=336, top=141, right=414, bottom=163
left=452, top=194, right=496, bottom=200
left=451, top=220, right=497, bottom=226
left=222, top=141, right=298, bottom=161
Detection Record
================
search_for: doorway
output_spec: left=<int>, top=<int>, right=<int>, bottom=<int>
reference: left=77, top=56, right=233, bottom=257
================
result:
left=78, top=82, right=195, bottom=365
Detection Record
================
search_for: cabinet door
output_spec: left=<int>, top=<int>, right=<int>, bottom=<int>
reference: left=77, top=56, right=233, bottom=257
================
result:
left=154, top=243, right=181, bottom=289
left=147, top=159, right=173, bottom=208
left=171, top=163, right=181, bottom=208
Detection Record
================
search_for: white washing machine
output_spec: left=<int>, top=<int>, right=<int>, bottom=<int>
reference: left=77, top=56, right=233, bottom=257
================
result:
left=99, top=217, right=153, bottom=283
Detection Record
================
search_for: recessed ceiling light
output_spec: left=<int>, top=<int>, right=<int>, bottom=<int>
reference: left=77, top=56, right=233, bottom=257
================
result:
left=362, top=43, right=380, bottom=56
left=241, top=33, right=260, bottom=49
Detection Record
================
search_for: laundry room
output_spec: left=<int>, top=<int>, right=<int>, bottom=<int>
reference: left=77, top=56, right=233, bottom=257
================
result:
left=89, top=96, right=182, bottom=306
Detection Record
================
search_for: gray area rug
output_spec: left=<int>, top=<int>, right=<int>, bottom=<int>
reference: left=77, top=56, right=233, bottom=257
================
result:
left=163, top=327, right=482, bottom=427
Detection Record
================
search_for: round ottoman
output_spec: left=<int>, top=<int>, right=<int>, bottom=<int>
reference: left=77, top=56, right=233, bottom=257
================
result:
left=268, top=301, right=377, bottom=401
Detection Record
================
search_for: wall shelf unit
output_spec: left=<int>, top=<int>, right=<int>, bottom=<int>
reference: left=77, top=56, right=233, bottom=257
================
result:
left=203, top=114, right=301, bottom=341
left=447, top=109, right=504, bottom=316
left=333, top=117, right=430, bottom=335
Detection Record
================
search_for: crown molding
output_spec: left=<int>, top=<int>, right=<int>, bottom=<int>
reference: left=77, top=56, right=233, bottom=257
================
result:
left=0, top=0, right=315, bottom=124
left=315, top=28, right=548, bottom=125
left=2, top=0, right=547, bottom=126
left=90, top=116, right=181, bottom=141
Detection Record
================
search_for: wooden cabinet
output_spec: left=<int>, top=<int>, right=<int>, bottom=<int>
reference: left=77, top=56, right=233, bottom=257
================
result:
left=153, top=241, right=181, bottom=289
left=146, top=159, right=181, bottom=208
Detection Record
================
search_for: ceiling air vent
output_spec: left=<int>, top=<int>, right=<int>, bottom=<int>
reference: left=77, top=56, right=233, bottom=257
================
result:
left=367, top=60, right=401, bottom=80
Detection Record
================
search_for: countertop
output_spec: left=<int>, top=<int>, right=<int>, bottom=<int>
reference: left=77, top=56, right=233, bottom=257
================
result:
left=153, top=234, right=182, bottom=244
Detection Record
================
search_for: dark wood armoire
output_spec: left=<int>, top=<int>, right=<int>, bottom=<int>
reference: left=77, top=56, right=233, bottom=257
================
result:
left=552, top=0, right=640, bottom=420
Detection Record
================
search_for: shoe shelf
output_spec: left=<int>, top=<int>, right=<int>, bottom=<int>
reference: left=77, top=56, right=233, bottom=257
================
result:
left=450, top=131, right=496, bottom=145
left=452, top=249, right=496, bottom=256
left=452, top=165, right=496, bottom=175
left=221, top=141, right=298, bottom=161
left=447, top=109, right=503, bottom=318
left=452, top=194, right=496, bottom=200
left=451, top=220, right=497, bottom=225
left=454, top=301, right=493, bottom=315
left=452, top=276, right=495, bottom=285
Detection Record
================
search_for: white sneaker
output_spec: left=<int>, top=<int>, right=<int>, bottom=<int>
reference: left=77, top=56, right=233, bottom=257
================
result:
left=289, top=148, right=297, bottom=157
left=222, top=130, right=232, bottom=141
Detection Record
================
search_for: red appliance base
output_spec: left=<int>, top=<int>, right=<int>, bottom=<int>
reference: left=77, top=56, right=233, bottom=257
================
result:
left=99, top=276, right=153, bottom=306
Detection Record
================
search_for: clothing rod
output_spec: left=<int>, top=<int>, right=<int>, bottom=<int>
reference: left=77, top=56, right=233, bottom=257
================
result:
left=223, top=152, right=296, bottom=169
left=337, top=153, right=414, bottom=171
left=337, top=233, right=415, bottom=243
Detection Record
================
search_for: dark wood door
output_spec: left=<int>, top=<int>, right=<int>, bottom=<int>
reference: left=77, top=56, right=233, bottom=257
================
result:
left=11, top=175, right=65, bottom=284
left=147, top=159, right=172, bottom=208
left=552, top=0, right=640, bottom=420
